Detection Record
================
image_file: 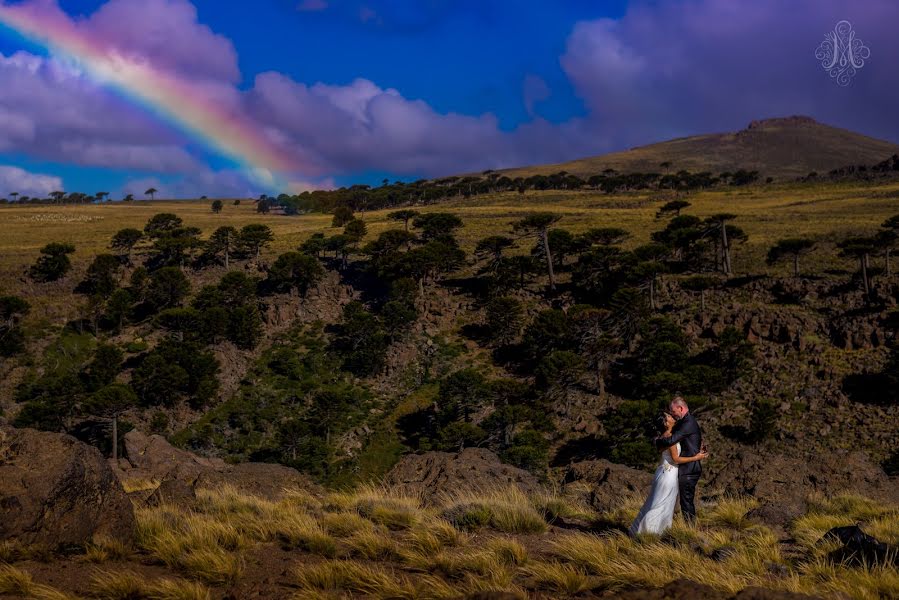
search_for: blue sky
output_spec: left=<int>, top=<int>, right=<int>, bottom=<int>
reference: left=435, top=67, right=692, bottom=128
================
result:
left=0, top=0, right=895, bottom=198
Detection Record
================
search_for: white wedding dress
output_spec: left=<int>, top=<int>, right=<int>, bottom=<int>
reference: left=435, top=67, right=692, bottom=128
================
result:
left=628, top=443, right=679, bottom=536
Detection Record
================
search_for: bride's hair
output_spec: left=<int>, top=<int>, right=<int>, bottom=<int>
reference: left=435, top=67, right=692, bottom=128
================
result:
left=653, top=411, right=672, bottom=436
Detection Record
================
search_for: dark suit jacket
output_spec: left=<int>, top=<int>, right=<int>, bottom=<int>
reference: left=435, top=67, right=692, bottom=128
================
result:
left=656, top=413, right=703, bottom=479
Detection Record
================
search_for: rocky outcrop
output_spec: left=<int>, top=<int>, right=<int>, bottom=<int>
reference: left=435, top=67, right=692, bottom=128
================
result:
left=383, top=448, right=541, bottom=502
left=0, top=426, right=135, bottom=549
left=705, top=448, right=898, bottom=529
left=118, top=431, right=321, bottom=502
left=562, top=459, right=652, bottom=513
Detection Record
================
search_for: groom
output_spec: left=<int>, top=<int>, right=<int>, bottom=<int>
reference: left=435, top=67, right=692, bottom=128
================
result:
left=656, top=396, right=703, bottom=523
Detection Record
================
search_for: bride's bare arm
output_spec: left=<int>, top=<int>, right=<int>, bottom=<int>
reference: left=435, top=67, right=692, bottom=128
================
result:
left=668, top=444, right=708, bottom=464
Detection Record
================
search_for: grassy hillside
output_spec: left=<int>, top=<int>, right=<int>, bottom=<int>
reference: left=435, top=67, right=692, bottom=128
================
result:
left=2, top=485, right=896, bottom=599
left=3, top=178, right=899, bottom=320
left=497, top=116, right=899, bottom=180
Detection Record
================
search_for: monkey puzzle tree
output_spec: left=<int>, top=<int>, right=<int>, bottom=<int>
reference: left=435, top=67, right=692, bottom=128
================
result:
left=238, top=223, right=274, bottom=258
left=81, top=253, right=122, bottom=298
left=387, top=209, right=419, bottom=231
left=475, top=235, right=515, bottom=276
left=878, top=214, right=899, bottom=276
left=207, top=226, right=239, bottom=269
left=511, top=212, right=562, bottom=289
left=839, top=236, right=878, bottom=301
left=30, top=242, right=76, bottom=282
left=656, top=199, right=691, bottom=218
left=412, top=212, right=464, bottom=241
left=146, top=266, right=191, bottom=310
left=143, top=213, right=183, bottom=238
left=767, top=238, right=816, bottom=277
left=85, top=383, right=137, bottom=460
left=110, top=228, right=143, bottom=264
left=331, top=205, right=354, bottom=227
left=0, top=295, right=29, bottom=357
left=706, top=214, right=738, bottom=274
left=680, top=275, right=722, bottom=317
left=267, top=251, right=325, bottom=294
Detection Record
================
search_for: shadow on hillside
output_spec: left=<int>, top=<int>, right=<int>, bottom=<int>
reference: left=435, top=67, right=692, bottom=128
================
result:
left=842, top=372, right=893, bottom=405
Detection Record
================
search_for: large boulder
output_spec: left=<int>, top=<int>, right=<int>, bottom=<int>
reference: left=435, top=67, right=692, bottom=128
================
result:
left=383, top=448, right=542, bottom=503
left=705, top=448, right=898, bottom=529
left=0, top=426, right=135, bottom=549
left=119, top=431, right=320, bottom=502
left=562, top=459, right=653, bottom=512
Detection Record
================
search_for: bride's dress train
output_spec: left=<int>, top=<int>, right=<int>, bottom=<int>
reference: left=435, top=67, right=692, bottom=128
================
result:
left=629, top=443, right=680, bottom=535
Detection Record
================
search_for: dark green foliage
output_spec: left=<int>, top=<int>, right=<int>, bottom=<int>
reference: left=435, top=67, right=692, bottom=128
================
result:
left=343, top=218, right=367, bottom=243
left=148, top=226, right=201, bottom=267
left=143, top=213, right=183, bottom=238
left=81, top=254, right=121, bottom=297
left=437, top=421, right=487, bottom=451
left=747, top=398, right=778, bottom=443
left=174, top=325, right=371, bottom=483
left=381, top=300, right=417, bottom=336
left=602, top=400, right=658, bottom=468
left=535, top=350, right=585, bottom=394
left=0, top=295, right=30, bottom=357
left=331, top=302, right=389, bottom=376
left=218, top=271, right=258, bottom=306
left=110, top=228, right=142, bottom=260
left=30, top=242, right=75, bottom=282
left=387, top=209, right=419, bottom=231
left=522, top=309, right=572, bottom=360
left=206, top=226, right=238, bottom=267
left=228, top=305, right=263, bottom=350
left=485, top=296, right=524, bottom=345
left=715, top=327, right=755, bottom=382
left=82, top=344, right=123, bottom=391
left=657, top=199, right=691, bottom=217
left=437, top=368, right=489, bottom=423
left=146, top=267, right=191, bottom=310
left=85, top=383, right=137, bottom=419
left=13, top=332, right=96, bottom=431
left=156, top=307, right=201, bottom=339
left=332, top=205, right=354, bottom=227
left=211, top=199, right=223, bottom=213
left=299, top=232, right=327, bottom=257
left=501, top=429, right=549, bottom=472
left=767, top=238, right=816, bottom=276
left=238, top=224, right=274, bottom=257
left=131, top=339, right=219, bottom=408
left=267, top=252, right=324, bottom=294
left=412, top=212, right=463, bottom=240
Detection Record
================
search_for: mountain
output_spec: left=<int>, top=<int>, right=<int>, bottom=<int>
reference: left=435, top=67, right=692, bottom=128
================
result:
left=498, top=116, right=899, bottom=180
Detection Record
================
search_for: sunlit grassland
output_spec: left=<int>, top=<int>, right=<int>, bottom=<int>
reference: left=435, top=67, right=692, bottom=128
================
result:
left=1, top=484, right=896, bottom=599
left=2, top=178, right=899, bottom=325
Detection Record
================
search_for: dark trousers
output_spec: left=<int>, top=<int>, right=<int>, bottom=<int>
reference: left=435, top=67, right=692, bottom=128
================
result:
left=679, top=475, right=700, bottom=523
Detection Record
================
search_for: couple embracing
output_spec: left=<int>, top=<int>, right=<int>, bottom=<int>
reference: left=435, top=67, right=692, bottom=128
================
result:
left=629, top=396, right=709, bottom=536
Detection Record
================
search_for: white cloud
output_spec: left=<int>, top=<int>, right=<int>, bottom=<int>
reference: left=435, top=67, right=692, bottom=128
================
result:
left=0, top=165, right=63, bottom=198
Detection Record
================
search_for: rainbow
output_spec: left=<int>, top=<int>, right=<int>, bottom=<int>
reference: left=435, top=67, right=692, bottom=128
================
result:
left=0, top=2, right=297, bottom=190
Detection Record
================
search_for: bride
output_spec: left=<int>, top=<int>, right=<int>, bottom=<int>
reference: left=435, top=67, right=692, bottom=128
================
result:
left=629, top=412, right=708, bottom=536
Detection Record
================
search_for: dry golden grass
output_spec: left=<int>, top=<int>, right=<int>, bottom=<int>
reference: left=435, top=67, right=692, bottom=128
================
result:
left=89, top=569, right=212, bottom=600
left=292, top=559, right=417, bottom=599
left=0, top=564, right=74, bottom=600
left=6, top=179, right=899, bottom=323
left=83, top=535, right=133, bottom=563
left=54, top=483, right=896, bottom=600
left=120, top=478, right=161, bottom=494
left=439, top=486, right=548, bottom=534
